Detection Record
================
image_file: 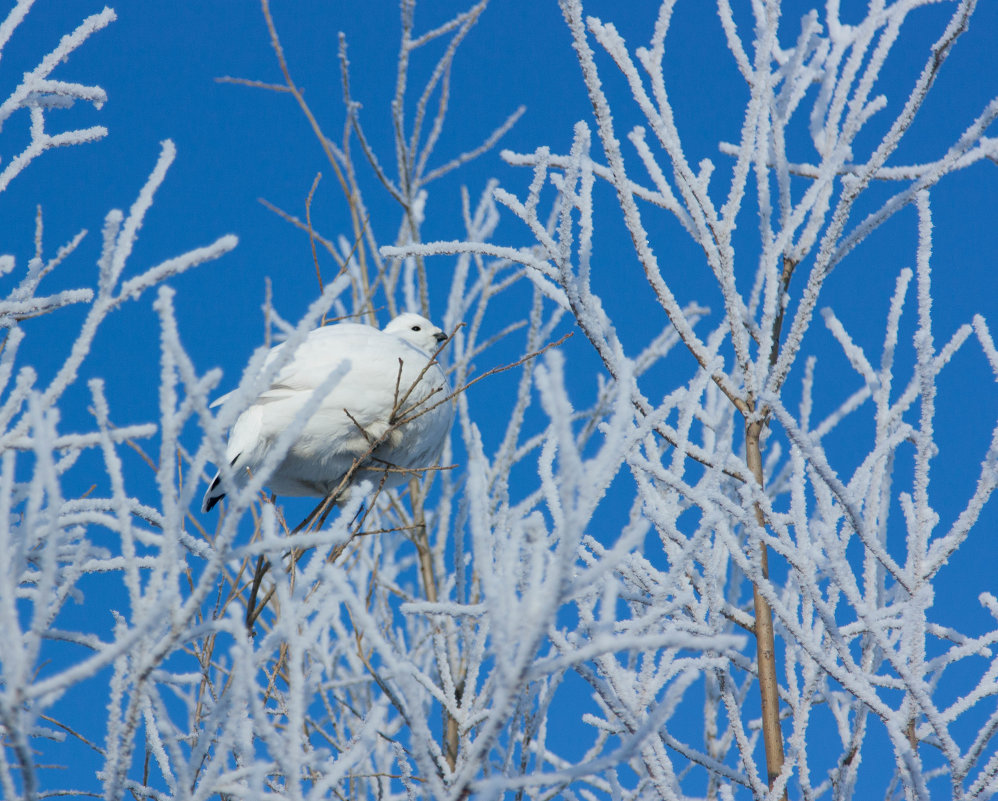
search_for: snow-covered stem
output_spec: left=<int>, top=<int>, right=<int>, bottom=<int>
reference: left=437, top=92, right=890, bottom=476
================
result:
left=5, top=1, right=998, bottom=800
left=389, top=0, right=997, bottom=798
left=0, top=4, right=115, bottom=194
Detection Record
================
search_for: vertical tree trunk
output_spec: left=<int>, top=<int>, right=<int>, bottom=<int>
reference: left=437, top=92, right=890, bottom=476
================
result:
left=745, top=418, right=787, bottom=798
left=411, top=478, right=460, bottom=772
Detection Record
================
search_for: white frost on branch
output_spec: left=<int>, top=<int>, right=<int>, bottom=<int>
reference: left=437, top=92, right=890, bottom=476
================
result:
left=5, top=1, right=997, bottom=800
left=0, top=3, right=116, bottom=193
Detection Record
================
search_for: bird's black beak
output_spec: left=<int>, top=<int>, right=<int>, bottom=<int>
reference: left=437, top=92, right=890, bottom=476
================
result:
left=434, top=331, right=448, bottom=344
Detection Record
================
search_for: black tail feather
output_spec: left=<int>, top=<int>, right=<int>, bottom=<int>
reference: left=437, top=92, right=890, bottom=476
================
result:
left=202, top=454, right=239, bottom=513
left=203, top=474, right=224, bottom=513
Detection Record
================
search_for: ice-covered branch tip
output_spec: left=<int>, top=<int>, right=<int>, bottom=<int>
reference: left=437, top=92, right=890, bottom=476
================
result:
left=0, top=289, right=94, bottom=325
left=382, top=240, right=569, bottom=309
left=0, top=5, right=117, bottom=194
left=2, top=1, right=994, bottom=797
left=973, top=315, right=998, bottom=379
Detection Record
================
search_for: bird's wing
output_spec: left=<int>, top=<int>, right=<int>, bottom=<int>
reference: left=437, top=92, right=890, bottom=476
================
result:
left=209, top=324, right=376, bottom=407
left=214, top=323, right=440, bottom=448
left=224, top=403, right=265, bottom=466
left=209, top=390, right=232, bottom=409
left=262, top=327, right=434, bottom=402
left=261, top=326, right=383, bottom=394
left=209, top=335, right=290, bottom=409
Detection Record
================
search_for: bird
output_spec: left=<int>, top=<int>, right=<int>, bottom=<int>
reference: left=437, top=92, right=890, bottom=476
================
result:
left=202, top=312, right=453, bottom=513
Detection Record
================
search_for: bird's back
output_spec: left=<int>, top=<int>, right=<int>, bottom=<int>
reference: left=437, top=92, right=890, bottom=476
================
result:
left=203, top=314, right=452, bottom=510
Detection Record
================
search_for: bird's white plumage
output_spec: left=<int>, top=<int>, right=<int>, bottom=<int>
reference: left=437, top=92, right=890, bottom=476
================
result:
left=202, top=313, right=452, bottom=512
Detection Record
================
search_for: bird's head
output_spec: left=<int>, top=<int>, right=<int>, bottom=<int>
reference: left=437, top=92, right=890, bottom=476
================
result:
left=384, top=312, right=448, bottom=354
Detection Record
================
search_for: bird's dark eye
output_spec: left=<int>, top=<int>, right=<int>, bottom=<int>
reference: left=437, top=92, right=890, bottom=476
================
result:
left=411, top=325, right=422, bottom=331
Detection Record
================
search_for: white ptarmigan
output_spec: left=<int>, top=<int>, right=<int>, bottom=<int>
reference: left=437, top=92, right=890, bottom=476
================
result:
left=202, top=313, right=453, bottom=513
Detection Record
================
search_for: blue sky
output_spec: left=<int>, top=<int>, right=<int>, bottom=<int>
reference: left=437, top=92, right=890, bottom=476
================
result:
left=2, top=0, right=997, bottom=796
left=4, top=0, right=996, bottom=398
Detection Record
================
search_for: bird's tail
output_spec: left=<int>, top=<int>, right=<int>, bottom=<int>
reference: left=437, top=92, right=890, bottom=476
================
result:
left=202, top=454, right=241, bottom=513
left=202, top=474, right=225, bottom=513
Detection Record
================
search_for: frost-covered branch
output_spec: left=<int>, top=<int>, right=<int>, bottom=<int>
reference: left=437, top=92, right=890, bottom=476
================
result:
left=0, top=3, right=115, bottom=193
left=6, top=1, right=997, bottom=800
